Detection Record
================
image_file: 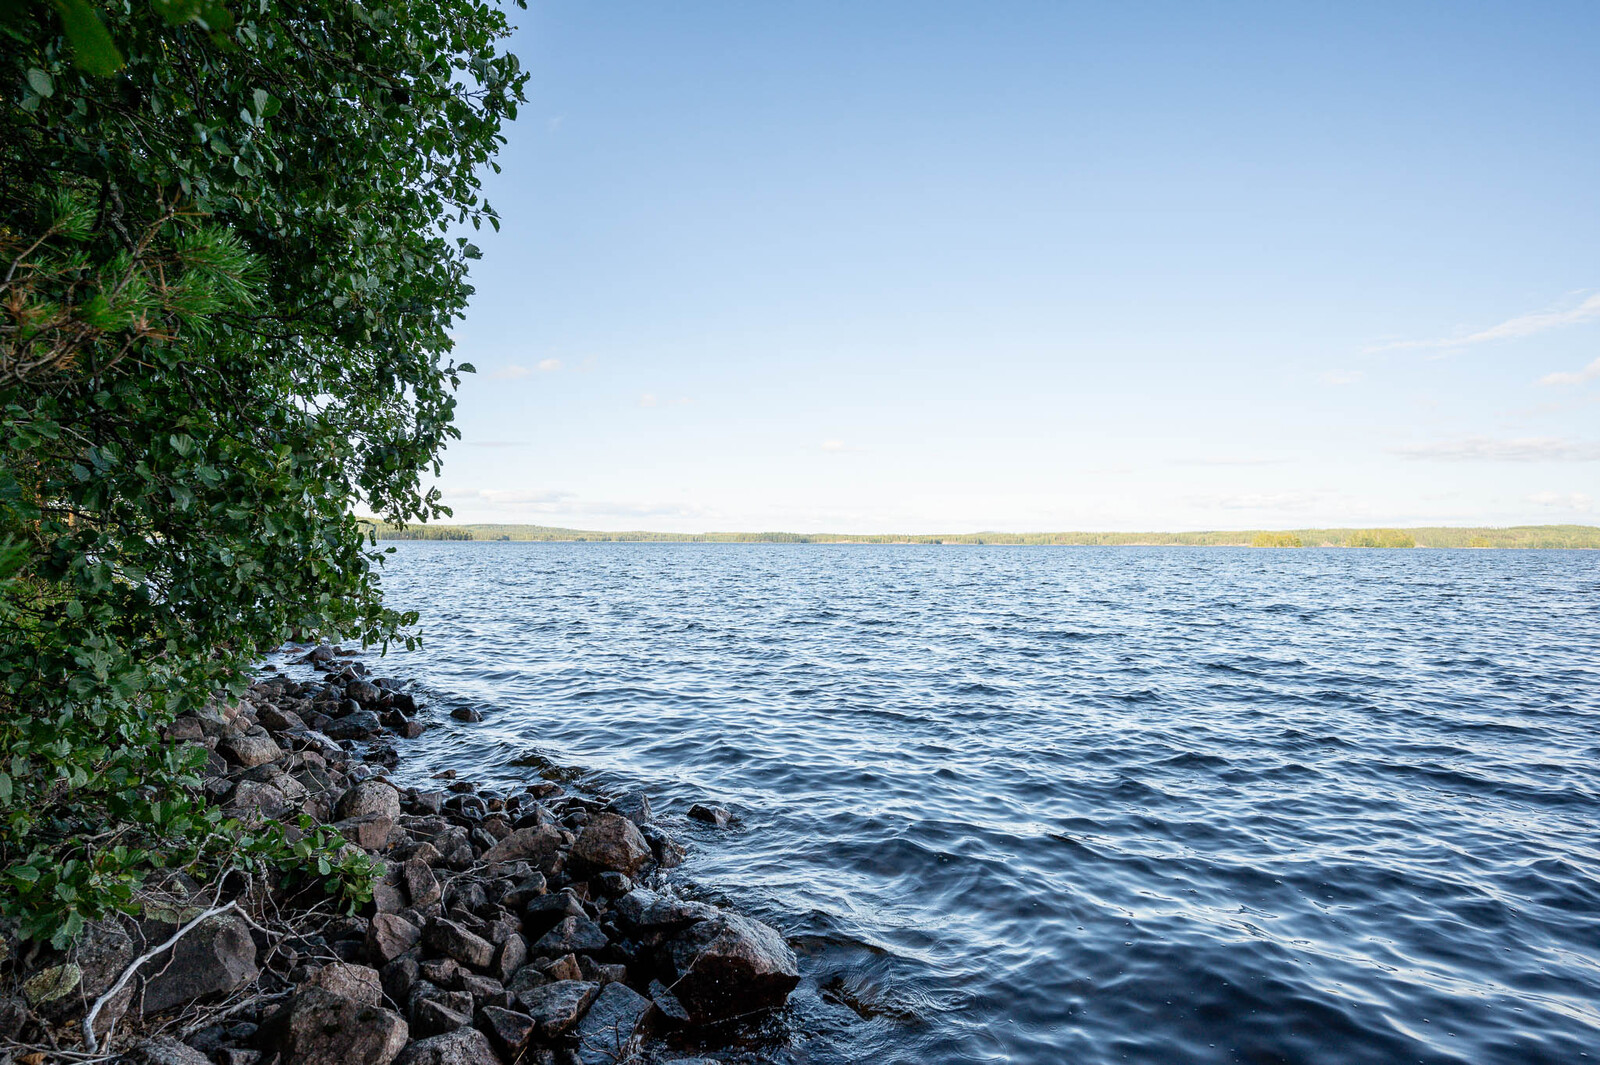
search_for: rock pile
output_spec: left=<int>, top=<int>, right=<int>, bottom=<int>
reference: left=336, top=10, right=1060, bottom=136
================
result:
left=0, top=644, right=798, bottom=1065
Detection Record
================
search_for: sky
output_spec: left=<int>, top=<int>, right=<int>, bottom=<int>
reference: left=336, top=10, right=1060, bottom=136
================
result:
left=438, top=1, right=1600, bottom=533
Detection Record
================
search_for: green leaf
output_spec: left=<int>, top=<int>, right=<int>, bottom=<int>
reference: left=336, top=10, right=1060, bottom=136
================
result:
left=50, top=0, right=126, bottom=75
left=26, top=67, right=54, bottom=98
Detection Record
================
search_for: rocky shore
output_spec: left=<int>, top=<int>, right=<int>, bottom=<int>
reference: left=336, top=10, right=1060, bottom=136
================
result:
left=1, top=643, right=798, bottom=1065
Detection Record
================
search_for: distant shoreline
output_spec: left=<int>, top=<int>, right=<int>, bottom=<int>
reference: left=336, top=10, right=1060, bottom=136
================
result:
left=361, top=522, right=1600, bottom=550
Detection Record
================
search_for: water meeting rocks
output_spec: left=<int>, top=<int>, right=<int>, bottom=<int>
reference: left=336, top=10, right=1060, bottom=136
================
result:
left=569, top=812, right=652, bottom=878
left=660, top=912, right=802, bottom=1024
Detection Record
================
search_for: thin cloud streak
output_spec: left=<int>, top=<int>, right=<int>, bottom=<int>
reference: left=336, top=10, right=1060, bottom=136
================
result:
left=1538, top=356, right=1600, bottom=387
left=1370, top=291, right=1600, bottom=352
left=1392, top=436, right=1600, bottom=462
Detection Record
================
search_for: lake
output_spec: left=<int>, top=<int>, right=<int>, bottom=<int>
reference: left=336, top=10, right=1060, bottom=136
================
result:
left=369, top=542, right=1600, bottom=1064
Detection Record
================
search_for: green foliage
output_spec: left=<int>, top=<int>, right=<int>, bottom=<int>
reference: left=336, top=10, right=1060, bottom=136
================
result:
left=1251, top=531, right=1303, bottom=548
left=1, top=0, right=525, bottom=943
left=1343, top=529, right=1416, bottom=549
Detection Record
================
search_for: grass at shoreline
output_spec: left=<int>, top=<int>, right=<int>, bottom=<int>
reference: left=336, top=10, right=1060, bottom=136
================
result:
left=364, top=522, right=1600, bottom=549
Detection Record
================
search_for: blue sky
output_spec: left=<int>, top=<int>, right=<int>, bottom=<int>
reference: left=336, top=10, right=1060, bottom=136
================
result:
left=440, top=1, right=1600, bottom=532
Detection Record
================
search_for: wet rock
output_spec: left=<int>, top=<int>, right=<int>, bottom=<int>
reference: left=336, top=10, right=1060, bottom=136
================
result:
left=338, top=780, right=402, bottom=821
left=481, top=824, right=562, bottom=868
left=640, top=826, right=685, bottom=869
left=450, top=707, right=483, bottom=723
left=278, top=987, right=409, bottom=1065
left=531, top=915, right=609, bottom=956
left=592, top=872, right=632, bottom=898
left=660, top=913, right=799, bottom=1024
left=647, top=980, right=690, bottom=1025
left=612, top=889, right=716, bottom=934
left=306, top=962, right=382, bottom=1006
left=517, top=980, right=600, bottom=1038
left=324, top=710, right=384, bottom=740
left=141, top=911, right=258, bottom=1016
left=574, top=982, right=652, bottom=1065
left=367, top=913, right=423, bottom=963
left=687, top=804, right=731, bottom=828
left=608, top=791, right=651, bottom=826
left=346, top=679, right=384, bottom=707
left=480, top=1005, right=537, bottom=1058
left=218, top=729, right=283, bottom=768
left=392, top=1026, right=501, bottom=1065
left=424, top=917, right=495, bottom=970
left=577, top=957, right=627, bottom=984
left=257, top=705, right=308, bottom=732
left=569, top=813, right=651, bottom=878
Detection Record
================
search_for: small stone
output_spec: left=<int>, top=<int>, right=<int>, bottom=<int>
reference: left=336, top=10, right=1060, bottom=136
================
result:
left=648, top=979, right=690, bottom=1024
left=573, top=982, right=652, bottom=1065
left=381, top=956, right=420, bottom=1002
left=531, top=915, right=609, bottom=956
left=450, top=707, right=483, bottom=723
left=420, top=957, right=462, bottom=988
left=367, top=914, right=422, bottom=963
left=592, top=872, right=632, bottom=898
left=516, top=980, right=600, bottom=1038
left=538, top=954, right=582, bottom=982
left=494, top=933, right=528, bottom=982
left=576, top=957, right=627, bottom=985
left=687, top=804, right=731, bottom=827
left=334, top=813, right=396, bottom=851
left=424, top=917, right=495, bottom=970
left=373, top=881, right=406, bottom=914
left=459, top=972, right=505, bottom=1003
left=640, top=825, right=685, bottom=869
left=607, top=791, right=651, bottom=826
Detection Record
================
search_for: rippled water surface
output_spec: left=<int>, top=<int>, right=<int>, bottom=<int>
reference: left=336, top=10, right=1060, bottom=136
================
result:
left=372, top=543, right=1600, bottom=1064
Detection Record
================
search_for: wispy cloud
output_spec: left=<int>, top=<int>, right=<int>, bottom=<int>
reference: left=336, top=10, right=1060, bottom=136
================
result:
left=1371, top=292, right=1600, bottom=352
left=490, top=365, right=531, bottom=380
left=639, top=393, right=658, bottom=408
left=820, top=439, right=847, bottom=452
left=1174, top=456, right=1289, bottom=467
left=1537, top=356, right=1600, bottom=387
left=1320, top=369, right=1364, bottom=386
left=1392, top=436, right=1600, bottom=462
left=537, top=358, right=564, bottom=373
left=1527, top=490, right=1595, bottom=512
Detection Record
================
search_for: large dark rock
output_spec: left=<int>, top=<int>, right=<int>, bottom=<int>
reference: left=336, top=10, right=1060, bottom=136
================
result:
left=659, top=913, right=799, bottom=1024
left=516, top=980, right=600, bottom=1038
left=131, top=1037, right=213, bottom=1065
left=403, top=857, right=442, bottom=908
left=409, top=995, right=471, bottom=1037
left=346, top=679, right=384, bottom=707
left=367, top=914, right=423, bottom=963
left=140, top=911, right=259, bottom=1016
left=424, top=917, right=495, bottom=970
left=324, top=710, right=384, bottom=740
left=480, top=825, right=561, bottom=869
left=306, top=962, right=382, bottom=1006
left=479, top=1005, right=536, bottom=1059
left=569, top=813, right=651, bottom=878
left=277, top=987, right=409, bottom=1065
left=687, top=804, right=731, bottom=828
left=574, top=982, right=652, bottom=1065
left=612, top=889, right=716, bottom=934
left=391, top=1026, right=501, bottom=1065
left=530, top=915, right=608, bottom=957
left=217, top=729, right=283, bottom=768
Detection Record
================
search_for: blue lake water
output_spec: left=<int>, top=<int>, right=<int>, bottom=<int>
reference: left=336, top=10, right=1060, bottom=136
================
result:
left=370, top=542, right=1600, bottom=1064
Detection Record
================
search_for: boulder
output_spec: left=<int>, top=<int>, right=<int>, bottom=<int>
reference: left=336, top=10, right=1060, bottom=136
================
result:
left=226, top=780, right=291, bottom=823
left=569, top=813, right=651, bottom=878
left=324, top=711, right=384, bottom=740
left=140, top=911, right=258, bottom=1016
left=480, top=825, right=561, bottom=868
left=530, top=915, right=608, bottom=956
left=410, top=995, right=471, bottom=1037
left=424, top=917, right=495, bottom=970
left=493, top=933, right=528, bottom=982
left=337, top=780, right=402, bottom=821
left=574, top=982, right=652, bottom=1065
left=479, top=1005, right=536, bottom=1058
left=403, top=857, right=442, bottom=908
left=346, top=679, right=384, bottom=707
left=612, top=889, right=717, bottom=934
left=217, top=730, right=283, bottom=768
left=277, top=987, right=409, bottom=1065
left=367, top=914, right=422, bottom=963
left=306, top=962, right=382, bottom=1006
left=334, top=813, right=396, bottom=851
left=392, top=1026, right=501, bottom=1065
left=516, top=980, right=599, bottom=1038
left=659, top=913, right=799, bottom=1024
left=449, top=707, right=483, bottom=723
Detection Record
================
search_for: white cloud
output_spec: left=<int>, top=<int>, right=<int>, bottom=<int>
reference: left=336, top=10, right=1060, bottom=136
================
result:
left=1537, top=356, right=1600, bottom=387
left=1212, top=492, right=1320, bottom=511
left=639, top=393, right=659, bottom=407
left=1371, top=291, right=1600, bottom=352
left=490, top=365, right=531, bottom=380
left=1392, top=436, right=1600, bottom=462
left=537, top=358, right=564, bottom=373
left=1527, top=491, right=1595, bottom=512
left=1320, top=369, right=1364, bottom=386
left=820, top=439, right=847, bottom=451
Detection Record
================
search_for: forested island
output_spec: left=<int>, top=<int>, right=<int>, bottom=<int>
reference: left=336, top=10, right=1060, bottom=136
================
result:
left=367, top=523, right=1600, bottom=549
